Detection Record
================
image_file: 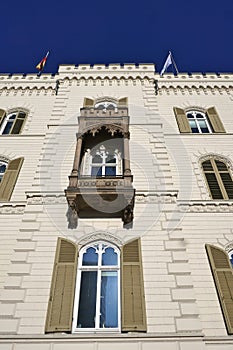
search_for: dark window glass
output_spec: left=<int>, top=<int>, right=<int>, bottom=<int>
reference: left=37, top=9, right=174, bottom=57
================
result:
left=92, top=155, right=102, bottom=164
left=202, top=160, right=213, bottom=171
left=3, top=122, right=13, bottom=134
left=82, top=247, right=98, bottom=266
left=189, top=120, right=199, bottom=133
left=106, top=155, right=116, bottom=163
left=216, top=161, right=228, bottom=172
left=77, top=271, right=97, bottom=328
left=91, top=166, right=102, bottom=176
left=199, top=120, right=209, bottom=133
left=105, top=166, right=116, bottom=176
left=102, top=247, right=118, bottom=266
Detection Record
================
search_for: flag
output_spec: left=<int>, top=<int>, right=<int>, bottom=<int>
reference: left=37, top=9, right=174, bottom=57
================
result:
left=160, top=52, right=172, bottom=76
left=36, top=51, right=49, bottom=71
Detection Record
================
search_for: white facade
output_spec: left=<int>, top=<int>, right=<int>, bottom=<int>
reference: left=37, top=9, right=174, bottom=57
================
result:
left=0, top=64, right=233, bottom=349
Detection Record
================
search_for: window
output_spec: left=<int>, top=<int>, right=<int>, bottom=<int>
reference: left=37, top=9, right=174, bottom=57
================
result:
left=186, top=111, right=212, bottom=133
left=206, top=244, right=233, bottom=334
left=0, top=160, right=7, bottom=182
left=0, top=157, right=24, bottom=201
left=0, top=110, right=27, bottom=135
left=82, top=145, right=122, bottom=177
left=45, top=238, right=147, bottom=333
left=73, top=242, right=120, bottom=332
left=229, top=251, right=233, bottom=267
left=202, top=158, right=233, bottom=199
left=173, top=106, right=225, bottom=133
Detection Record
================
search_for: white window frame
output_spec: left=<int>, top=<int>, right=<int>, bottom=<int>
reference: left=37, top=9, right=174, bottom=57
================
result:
left=0, top=160, right=7, bottom=182
left=82, top=145, right=122, bottom=176
left=186, top=110, right=212, bottom=134
left=72, top=241, right=121, bottom=333
left=0, top=112, right=17, bottom=135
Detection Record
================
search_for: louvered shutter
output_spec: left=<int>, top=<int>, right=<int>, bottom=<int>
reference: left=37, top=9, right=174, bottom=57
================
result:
left=121, top=238, right=147, bottom=332
left=11, top=111, right=27, bottom=134
left=118, top=97, right=128, bottom=106
left=206, top=107, right=225, bottom=133
left=83, top=98, right=95, bottom=107
left=206, top=244, right=233, bottom=334
left=0, top=109, right=6, bottom=127
left=0, top=157, right=24, bottom=201
left=173, top=107, right=191, bottom=133
left=45, top=238, right=78, bottom=333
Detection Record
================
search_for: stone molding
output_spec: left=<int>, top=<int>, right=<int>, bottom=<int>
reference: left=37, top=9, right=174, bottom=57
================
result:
left=0, top=204, right=25, bottom=214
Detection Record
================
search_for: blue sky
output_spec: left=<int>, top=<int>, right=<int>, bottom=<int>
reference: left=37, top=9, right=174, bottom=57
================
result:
left=2, top=0, right=233, bottom=74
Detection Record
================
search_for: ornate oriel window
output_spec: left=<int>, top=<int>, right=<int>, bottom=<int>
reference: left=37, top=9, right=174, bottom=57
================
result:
left=0, top=110, right=27, bottom=135
left=202, top=157, right=233, bottom=199
left=65, top=97, right=135, bottom=228
left=72, top=242, right=120, bottom=332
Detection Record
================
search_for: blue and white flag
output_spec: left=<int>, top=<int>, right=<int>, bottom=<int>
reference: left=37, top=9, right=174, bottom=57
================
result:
left=160, top=52, right=173, bottom=76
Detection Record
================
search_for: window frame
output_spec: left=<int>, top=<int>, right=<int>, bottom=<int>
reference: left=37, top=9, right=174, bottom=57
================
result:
left=72, top=241, right=121, bottom=333
left=186, top=110, right=212, bottom=134
left=0, top=110, right=27, bottom=135
left=202, top=157, right=233, bottom=200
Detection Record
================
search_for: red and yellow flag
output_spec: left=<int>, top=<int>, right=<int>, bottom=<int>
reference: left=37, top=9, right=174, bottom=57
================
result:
left=36, top=51, right=49, bottom=71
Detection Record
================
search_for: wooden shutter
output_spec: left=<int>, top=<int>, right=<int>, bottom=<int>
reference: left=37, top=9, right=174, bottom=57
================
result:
left=206, top=107, right=225, bottom=133
left=11, top=111, right=27, bottom=134
left=121, top=238, right=147, bottom=332
left=0, top=157, right=24, bottom=201
left=0, top=109, right=6, bottom=127
left=206, top=244, right=233, bottom=334
left=83, top=98, right=95, bottom=107
left=118, top=97, right=128, bottom=106
left=173, top=107, right=191, bottom=133
left=45, top=238, right=78, bottom=333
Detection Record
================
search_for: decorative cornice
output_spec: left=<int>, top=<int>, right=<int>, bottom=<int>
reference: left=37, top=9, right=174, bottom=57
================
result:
left=177, top=201, right=233, bottom=213
left=135, top=193, right=177, bottom=203
left=0, top=204, right=25, bottom=214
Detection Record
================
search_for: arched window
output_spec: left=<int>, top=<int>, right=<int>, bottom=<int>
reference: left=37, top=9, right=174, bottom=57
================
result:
left=186, top=110, right=212, bottom=133
left=82, top=145, right=122, bottom=176
left=202, top=158, right=233, bottom=199
left=0, top=110, right=27, bottom=135
left=0, top=160, right=7, bottom=182
left=173, top=106, right=225, bottom=133
left=72, top=242, right=120, bottom=332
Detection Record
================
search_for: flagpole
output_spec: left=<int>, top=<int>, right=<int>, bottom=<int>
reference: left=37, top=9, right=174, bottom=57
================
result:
left=170, top=51, right=179, bottom=75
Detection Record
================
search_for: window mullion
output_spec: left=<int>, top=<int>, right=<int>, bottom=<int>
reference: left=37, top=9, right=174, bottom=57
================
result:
left=195, top=116, right=202, bottom=133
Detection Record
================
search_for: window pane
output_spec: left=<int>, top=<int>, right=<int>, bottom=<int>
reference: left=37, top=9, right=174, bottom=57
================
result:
left=229, top=253, right=233, bottom=267
left=0, top=164, right=6, bottom=173
left=92, top=155, right=102, bottom=163
left=105, top=166, right=116, bottom=176
left=106, top=154, right=116, bottom=163
left=82, top=247, right=98, bottom=266
left=91, top=166, right=102, bottom=176
left=100, top=271, right=118, bottom=328
left=189, top=120, right=199, bottom=133
left=198, top=120, right=209, bottom=133
left=102, top=247, right=118, bottom=266
left=77, top=271, right=97, bottom=328
left=196, top=113, right=204, bottom=119
left=3, top=121, right=13, bottom=134
left=187, top=113, right=193, bottom=119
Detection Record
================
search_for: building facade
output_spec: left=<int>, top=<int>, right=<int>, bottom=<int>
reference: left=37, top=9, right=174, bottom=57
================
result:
left=0, top=64, right=233, bottom=349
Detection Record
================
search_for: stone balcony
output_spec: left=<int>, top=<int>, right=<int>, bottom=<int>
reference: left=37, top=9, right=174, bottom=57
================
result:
left=65, top=175, right=135, bottom=228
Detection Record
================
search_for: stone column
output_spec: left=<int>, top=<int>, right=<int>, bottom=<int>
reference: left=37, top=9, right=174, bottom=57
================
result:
left=69, top=135, right=83, bottom=187
left=123, top=132, right=131, bottom=176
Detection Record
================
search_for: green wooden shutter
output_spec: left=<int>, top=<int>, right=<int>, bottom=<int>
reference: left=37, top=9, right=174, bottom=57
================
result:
left=118, top=97, right=128, bottom=106
left=45, top=238, right=78, bottom=333
left=206, top=107, right=225, bottom=133
left=0, top=157, right=24, bottom=201
left=83, top=98, right=95, bottom=107
left=121, top=238, right=147, bottom=332
left=173, top=107, right=191, bottom=133
left=0, top=109, right=6, bottom=127
left=206, top=244, right=233, bottom=334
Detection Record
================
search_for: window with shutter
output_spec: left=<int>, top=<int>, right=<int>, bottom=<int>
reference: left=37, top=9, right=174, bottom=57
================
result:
left=0, top=110, right=27, bottom=135
left=72, top=241, right=120, bottom=332
left=206, top=244, right=233, bottom=334
left=174, top=106, right=225, bottom=134
left=45, top=238, right=78, bottom=333
left=202, top=158, right=233, bottom=199
left=0, top=157, right=24, bottom=201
